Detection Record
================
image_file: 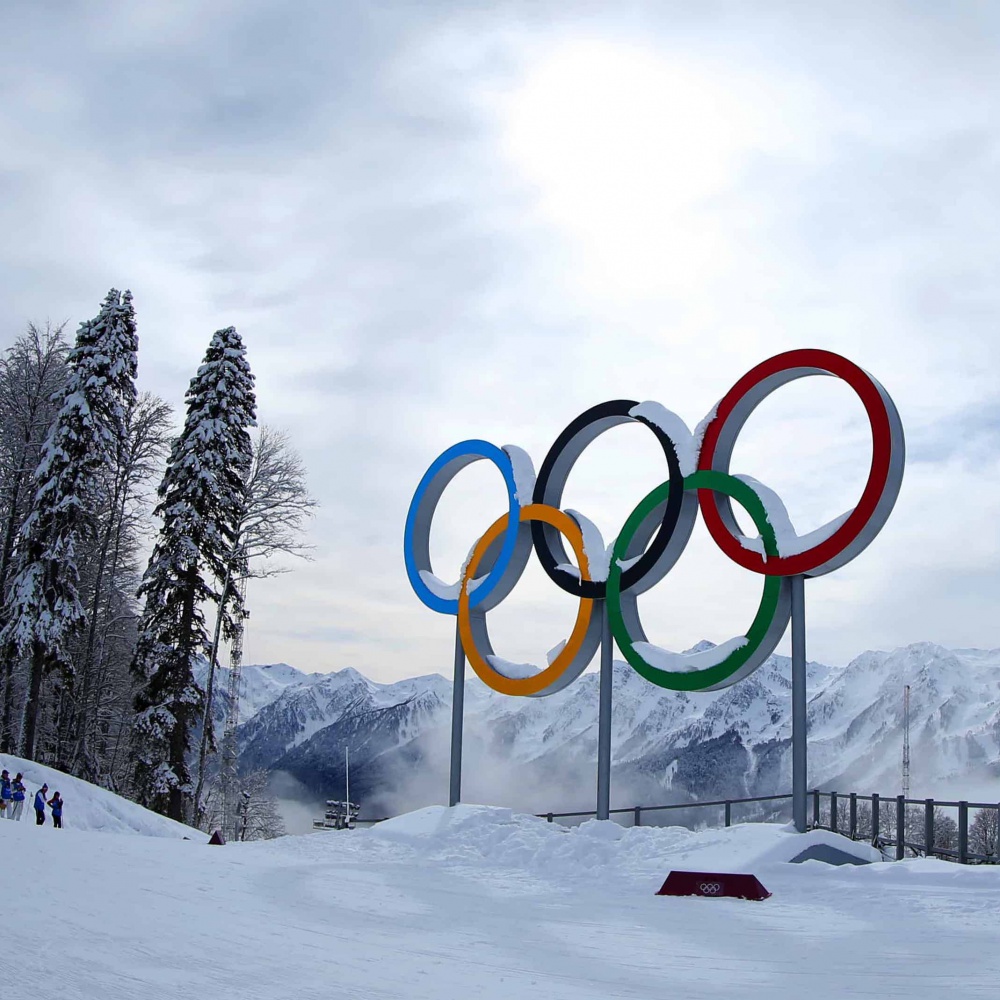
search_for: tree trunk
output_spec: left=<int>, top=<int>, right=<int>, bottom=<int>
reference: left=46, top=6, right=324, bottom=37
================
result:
left=71, top=497, right=120, bottom=774
left=168, top=716, right=187, bottom=823
left=0, top=444, right=29, bottom=753
left=20, top=640, right=45, bottom=760
left=193, top=565, right=233, bottom=821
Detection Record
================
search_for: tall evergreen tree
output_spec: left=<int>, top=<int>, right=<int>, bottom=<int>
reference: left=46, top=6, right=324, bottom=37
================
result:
left=3, top=291, right=138, bottom=759
left=131, top=327, right=256, bottom=821
left=0, top=323, right=69, bottom=751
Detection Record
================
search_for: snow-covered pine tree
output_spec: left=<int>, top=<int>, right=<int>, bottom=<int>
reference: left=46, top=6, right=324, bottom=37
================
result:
left=0, top=323, right=69, bottom=751
left=2, top=291, right=138, bottom=761
left=131, top=327, right=256, bottom=821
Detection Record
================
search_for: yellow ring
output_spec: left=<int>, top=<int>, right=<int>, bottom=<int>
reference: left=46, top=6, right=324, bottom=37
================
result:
left=459, top=503, right=596, bottom=696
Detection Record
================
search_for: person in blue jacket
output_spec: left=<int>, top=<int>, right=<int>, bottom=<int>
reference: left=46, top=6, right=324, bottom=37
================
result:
left=33, top=783, right=48, bottom=825
left=0, top=770, right=10, bottom=819
left=47, top=791, right=63, bottom=830
left=10, top=774, right=25, bottom=821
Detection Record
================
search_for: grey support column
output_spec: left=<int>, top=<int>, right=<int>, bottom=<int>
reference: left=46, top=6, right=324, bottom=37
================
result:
left=791, top=574, right=808, bottom=833
left=449, top=622, right=465, bottom=808
left=597, top=602, right=613, bottom=821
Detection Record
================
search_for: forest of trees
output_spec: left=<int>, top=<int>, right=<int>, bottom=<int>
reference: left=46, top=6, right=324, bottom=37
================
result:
left=0, top=290, right=314, bottom=837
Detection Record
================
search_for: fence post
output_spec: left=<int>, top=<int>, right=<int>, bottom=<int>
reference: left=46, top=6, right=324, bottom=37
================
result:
left=830, top=792, right=838, bottom=835
left=725, top=801, right=731, bottom=827
left=872, top=793, right=880, bottom=844
left=634, top=806, right=641, bottom=828
left=958, top=802, right=968, bottom=864
left=924, top=799, right=934, bottom=858
left=895, top=795, right=905, bottom=860
left=996, top=805, right=1000, bottom=861
left=849, top=793, right=857, bottom=840
left=812, top=789, right=820, bottom=828
left=547, top=813, right=553, bottom=823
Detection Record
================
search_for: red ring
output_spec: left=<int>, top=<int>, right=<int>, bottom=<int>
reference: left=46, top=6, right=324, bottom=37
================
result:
left=697, top=349, right=898, bottom=577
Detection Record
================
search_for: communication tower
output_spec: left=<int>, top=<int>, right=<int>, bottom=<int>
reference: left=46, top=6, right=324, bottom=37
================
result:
left=902, top=684, right=911, bottom=799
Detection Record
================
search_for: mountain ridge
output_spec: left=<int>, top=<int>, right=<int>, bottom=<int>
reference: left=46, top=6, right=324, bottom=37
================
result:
left=221, top=642, right=1000, bottom=815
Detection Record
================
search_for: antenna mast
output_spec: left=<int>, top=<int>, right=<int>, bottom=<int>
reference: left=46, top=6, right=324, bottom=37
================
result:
left=902, top=684, right=911, bottom=799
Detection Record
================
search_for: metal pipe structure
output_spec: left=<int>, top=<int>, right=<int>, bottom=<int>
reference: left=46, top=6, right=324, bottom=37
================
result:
left=449, top=622, right=465, bottom=807
left=791, top=575, right=808, bottom=833
left=596, top=602, right=613, bottom=821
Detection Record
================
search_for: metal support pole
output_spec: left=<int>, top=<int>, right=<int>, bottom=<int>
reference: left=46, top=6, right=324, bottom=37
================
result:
left=724, top=801, right=732, bottom=828
left=872, top=793, right=880, bottom=844
left=924, top=799, right=935, bottom=858
left=895, top=794, right=905, bottom=860
left=812, top=789, right=820, bottom=829
left=449, top=622, right=465, bottom=808
left=830, top=792, right=838, bottom=834
left=849, top=793, right=857, bottom=840
left=634, top=806, right=641, bottom=827
left=790, top=575, right=808, bottom=833
left=958, top=801, right=969, bottom=864
left=596, top=601, right=613, bottom=821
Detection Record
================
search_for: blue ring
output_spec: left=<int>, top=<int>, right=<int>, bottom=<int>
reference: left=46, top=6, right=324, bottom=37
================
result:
left=403, top=440, right=522, bottom=615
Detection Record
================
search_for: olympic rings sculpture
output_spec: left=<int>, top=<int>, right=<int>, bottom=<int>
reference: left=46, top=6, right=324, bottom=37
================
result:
left=404, top=349, right=904, bottom=696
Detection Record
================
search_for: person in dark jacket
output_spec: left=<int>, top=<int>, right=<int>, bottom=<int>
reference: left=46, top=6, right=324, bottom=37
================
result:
left=0, top=770, right=10, bottom=819
left=47, top=791, right=63, bottom=829
left=10, top=774, right=25, bottom=821
left=33, top=783, right=48, bottom=825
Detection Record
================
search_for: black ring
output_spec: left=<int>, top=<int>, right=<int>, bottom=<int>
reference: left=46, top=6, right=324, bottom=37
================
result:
left=530, top=399, right=687, bottom=599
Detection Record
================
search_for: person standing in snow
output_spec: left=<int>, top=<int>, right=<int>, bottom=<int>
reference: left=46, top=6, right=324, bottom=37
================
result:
left=0, top=771, right=10, bottom=818
left=10, top=774, right=26, bottom=821
left=47, top=791, right=63, bottom=829
left=33, top=783, right=48, bottom=825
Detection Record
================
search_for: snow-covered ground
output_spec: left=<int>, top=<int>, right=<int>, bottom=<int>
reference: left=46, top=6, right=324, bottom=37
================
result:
left=1, top=786, right=997, bottom=998
left=0, top=754, right=196, bottom=837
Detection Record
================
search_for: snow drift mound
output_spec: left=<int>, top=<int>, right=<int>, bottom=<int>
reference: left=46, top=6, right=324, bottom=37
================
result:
left=367, top=804, right=882, bottom=878
left=0, top=754, right=198, bottom=838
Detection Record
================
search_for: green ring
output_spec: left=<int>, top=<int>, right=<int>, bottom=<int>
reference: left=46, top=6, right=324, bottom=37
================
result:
left=607, top=470, right=783, bottom=692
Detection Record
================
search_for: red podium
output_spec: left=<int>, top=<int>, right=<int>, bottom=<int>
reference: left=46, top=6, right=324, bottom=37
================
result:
left=656, top=870, right=770, bottom=901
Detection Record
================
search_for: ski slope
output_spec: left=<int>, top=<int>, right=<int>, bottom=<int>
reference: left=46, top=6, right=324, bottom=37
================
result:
left=1, top=796, right=997, bottom=999
left=0, top=754, right=196, bottom=837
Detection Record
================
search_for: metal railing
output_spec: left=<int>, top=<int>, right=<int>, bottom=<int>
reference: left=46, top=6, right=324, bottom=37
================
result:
left=536, top=793, right=794, bottom=829
left=344, top=793, right=794, bottom=830
left=808, top=790, right=1000, bottom=864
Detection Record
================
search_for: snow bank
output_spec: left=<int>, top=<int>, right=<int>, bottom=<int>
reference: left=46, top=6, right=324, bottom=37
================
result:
left=367, top=805, right=882, bottom=879
left=0, top=755, right=199, bottom=838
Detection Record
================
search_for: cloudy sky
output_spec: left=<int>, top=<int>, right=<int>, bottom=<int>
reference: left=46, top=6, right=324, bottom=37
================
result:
left=2, top=2, right=998, bottom=683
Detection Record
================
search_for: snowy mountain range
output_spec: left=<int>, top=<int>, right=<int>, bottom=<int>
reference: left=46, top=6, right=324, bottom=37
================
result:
left=212, top=643, right=1000, bottom=816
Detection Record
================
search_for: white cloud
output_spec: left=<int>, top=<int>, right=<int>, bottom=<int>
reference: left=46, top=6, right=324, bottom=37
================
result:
left=2, top=2, right=1000, bottom=680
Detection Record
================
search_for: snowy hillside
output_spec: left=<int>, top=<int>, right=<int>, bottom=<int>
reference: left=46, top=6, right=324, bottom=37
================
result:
left=0, top=754, right=198, bottom=837
left=1, top=803, right=996, bottom=998
left=230, top=643, right=1000, bottom=812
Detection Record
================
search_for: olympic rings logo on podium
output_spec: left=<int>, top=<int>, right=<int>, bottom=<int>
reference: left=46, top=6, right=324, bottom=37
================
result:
left=404, top=350, right=904, bottom=698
